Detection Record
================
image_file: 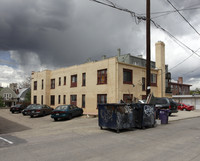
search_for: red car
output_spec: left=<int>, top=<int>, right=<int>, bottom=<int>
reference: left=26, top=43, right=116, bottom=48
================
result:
left=177, top=103, right=194, bottom=111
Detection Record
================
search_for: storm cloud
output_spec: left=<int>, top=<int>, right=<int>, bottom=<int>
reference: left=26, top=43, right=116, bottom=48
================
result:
left=0, top=0, right=200, bottom=88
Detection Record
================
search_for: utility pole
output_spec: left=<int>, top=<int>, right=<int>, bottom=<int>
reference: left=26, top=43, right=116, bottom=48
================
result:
left=146, top=0, right=151, bottom=98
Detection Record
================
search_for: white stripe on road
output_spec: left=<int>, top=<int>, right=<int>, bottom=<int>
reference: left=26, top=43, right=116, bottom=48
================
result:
left=0, top=137, right=13, bottom=144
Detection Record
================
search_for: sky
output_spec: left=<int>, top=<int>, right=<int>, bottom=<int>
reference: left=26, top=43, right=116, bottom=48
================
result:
left=0, top=0, right=200, bottom=90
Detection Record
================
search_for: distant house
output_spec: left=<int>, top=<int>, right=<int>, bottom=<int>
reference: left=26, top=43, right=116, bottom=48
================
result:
left=169, top=77, right=191, bottom=95
left=0, top=87, right=18, bottom=107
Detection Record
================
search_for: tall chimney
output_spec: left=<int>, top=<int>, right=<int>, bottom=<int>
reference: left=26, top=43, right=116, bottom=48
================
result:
left=178, top=77, right=183, bottom=84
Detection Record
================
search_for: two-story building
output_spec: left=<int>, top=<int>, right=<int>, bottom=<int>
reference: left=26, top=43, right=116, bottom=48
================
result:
left=31, top=41, right=171, bottom=115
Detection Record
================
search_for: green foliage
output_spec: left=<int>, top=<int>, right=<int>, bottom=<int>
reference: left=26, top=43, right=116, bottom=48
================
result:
left=190, top=88, right=200, bottom=95
left=24, top=90, right=31, bottom=104
left=0, top=96, right=4, bottom=107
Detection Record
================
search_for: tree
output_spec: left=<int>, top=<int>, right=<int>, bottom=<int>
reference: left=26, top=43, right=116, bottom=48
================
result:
left=24, top=90, right=31, bottom=103
left=0, top=96, right=4, bottom=107
left=18, top=76, right=31, bottom=88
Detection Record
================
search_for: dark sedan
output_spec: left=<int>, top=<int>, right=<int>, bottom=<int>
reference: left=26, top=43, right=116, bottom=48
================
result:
left=22, top=104, right=38, bottom=116
left=10, top=104, right=26, bottom=113
left=51, top=105, right=83, bottom=121
left=29, top=104, right=53, bottom=118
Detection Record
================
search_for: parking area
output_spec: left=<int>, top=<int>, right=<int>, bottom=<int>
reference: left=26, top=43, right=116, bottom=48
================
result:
left=0, top=108, right=100, bottom=140
left=1, top=108, right=200, bottom=161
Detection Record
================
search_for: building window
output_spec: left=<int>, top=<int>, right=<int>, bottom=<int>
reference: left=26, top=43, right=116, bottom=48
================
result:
left=151, top=74, right=157, bottom=86
left=97, top=69, right=107, bottom=84
left=50, top=95, right=55, bottom=105
left=41, top=95, right=43, bottom=105
left=42, top=80, right=44, bottom=90
left=34, top=81, right=37, bottom=90
left=59, top=77, right=61, bottom=86
left=142, top=77, right=145, bottom=91
left=63, top=95, right=66, bottom=104
left=58, top=95, right=61, bottom=104
left=64, top=76, right=66, bottom=85
left=51, top=79, right=55, bottom=89
left=97, top=94, right=107, bottom=104
left=123, top=69, right=132, bottom=84
left=82, top=94, right=85, bottom=108
left=82, top=73, right=86, bottom=86
left=123, top=94, right=133, bottom=103
left=70, top=95, right=77, bottom=106
left=34, top=96, right=37, bottom=104
left=71, top=75, right=77, bottom=87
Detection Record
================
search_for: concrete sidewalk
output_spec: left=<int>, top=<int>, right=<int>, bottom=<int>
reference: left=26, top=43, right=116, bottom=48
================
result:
left=169, top=109, right=200, bottom=121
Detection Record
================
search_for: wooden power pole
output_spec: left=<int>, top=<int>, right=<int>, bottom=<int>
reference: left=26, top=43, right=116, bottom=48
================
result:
left=146, top=0, right=151, bottom=98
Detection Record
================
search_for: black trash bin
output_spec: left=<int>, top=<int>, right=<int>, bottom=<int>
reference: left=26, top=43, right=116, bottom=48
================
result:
left=159, top=109, right=169, bottom=124
left=98, top=103, right=135, bottom=133
left=134, top=104, right=155, bottom=129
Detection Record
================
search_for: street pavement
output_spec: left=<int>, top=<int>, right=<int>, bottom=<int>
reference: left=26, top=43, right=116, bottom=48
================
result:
left=169, top=109, right=200, bottom=122
left=0, top=108, right=200, bottom=161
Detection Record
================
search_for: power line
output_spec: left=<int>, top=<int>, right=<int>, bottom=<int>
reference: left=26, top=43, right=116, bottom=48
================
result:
left=166, top=0, right=200, bottom=37
left=90, top=0, right=200, bottom=72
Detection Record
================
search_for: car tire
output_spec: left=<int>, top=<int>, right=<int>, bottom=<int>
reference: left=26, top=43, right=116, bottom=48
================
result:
left=68, top=114, right=72, bottom=120
left=30, top=115, right=33, bottom=118
left=54, top=118, right=58, bottom=121
left=12, top=111, right=14, bottom=114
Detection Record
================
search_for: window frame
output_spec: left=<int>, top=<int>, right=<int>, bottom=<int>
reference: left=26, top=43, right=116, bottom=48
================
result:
left=71, top=75, right=77, bottom=87
left=59, top=77, right=61, bottom=86
left=151, top=73, right=157, bottom=86
left=51, top=79, right=55, bottom=89
left=97, top=94, right=107, bottom=104
left=50, top=95, right=55, bottom=105
left=64, top=76, right=66, bottom=85
left=70, top=95, right=77, bottom=106
left=41, top=79, right=44, bottom=90
left=34, top=81, right=37, bottom=90
left=58, top=95, right=61, bottom=104
left=82, top=73, right=86, bottom=86
left=123, top=69, right=133, bottom=84
left=97, top=69, right=107, bottom=85
left=82, top=94, right=85, bottom=108
left=63, top=95, right=66, bottom=104
left=33, top=96, right=37, bottom=104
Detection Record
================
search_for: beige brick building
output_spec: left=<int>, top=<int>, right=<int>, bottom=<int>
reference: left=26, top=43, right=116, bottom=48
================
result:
left=31, top=41, right=171, bottom=115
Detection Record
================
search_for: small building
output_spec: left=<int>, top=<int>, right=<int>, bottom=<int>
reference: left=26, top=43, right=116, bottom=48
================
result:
left=31, top=41, right=172, bottom=115
left=0, top=87, right=18, bottom=107
left=169, top=77, right=191, bottom=95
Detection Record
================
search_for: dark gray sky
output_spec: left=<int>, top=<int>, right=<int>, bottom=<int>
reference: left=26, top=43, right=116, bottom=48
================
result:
left=1, top=0, right=200, bottom=89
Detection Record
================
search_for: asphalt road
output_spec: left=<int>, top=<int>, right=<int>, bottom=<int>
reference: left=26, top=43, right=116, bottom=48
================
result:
left=0, top=109, right=200, bottom=161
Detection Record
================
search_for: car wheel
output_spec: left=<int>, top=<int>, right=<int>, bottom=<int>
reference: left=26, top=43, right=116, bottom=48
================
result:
left=54, top=118, right=58, bottom=121
left=12, top=111, right=14, bottom=114
left=30, top=115, right=33, bottom=118
left=68, top=114, right=72, bottom=120
left=43, top=112, right=46, bottom=116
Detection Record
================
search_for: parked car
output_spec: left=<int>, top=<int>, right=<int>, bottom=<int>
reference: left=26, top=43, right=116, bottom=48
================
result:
left=10, top=104, right=27, bottom=113
left=51, top=105, right=83, bottom=121
left=29, top=104, right=53, bottom=118
left=177, top=103, right=194, bottom=111
left=154, top=97, right=178, bottom=116
left=22, top=104, right=38, bottom=116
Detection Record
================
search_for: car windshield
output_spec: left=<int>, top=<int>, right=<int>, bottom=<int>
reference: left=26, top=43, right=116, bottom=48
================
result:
left=156, top=98, right=168, bottom=104
left=26, top=104, right=38, bottom=109
left=33, top=105, right=42, bottom=109
left=15, top=104, right=21, bottom=107
left=55, top=105, right=69, bottom=110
